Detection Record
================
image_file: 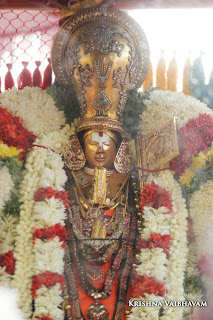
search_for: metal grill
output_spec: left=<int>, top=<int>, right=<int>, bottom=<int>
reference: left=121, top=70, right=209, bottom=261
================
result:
left=0, top=9, right=60, bottom=91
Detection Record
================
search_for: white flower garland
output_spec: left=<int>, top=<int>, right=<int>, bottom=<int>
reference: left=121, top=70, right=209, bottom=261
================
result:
left=31, top=151, right=67, bottom=320
left=33, top=284, right=63, bottom=320
left=12, top=121, right=76, bottom=320
left=129, top=171, right=188, bottom=320
left=0, top=87, right=66, bottom=138
left=189, top=180, right=213, bottom=259
left=141, top=90, right=213, bottom=136
left=12, top=147, right=47, bottom=318
left=0, top=166, right=17, bottom=286
left=0, top=166, right=14, bottom=211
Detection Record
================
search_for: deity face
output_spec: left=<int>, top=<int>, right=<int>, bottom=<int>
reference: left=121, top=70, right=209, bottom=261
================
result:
left=84, top=131, right=116, bottom=169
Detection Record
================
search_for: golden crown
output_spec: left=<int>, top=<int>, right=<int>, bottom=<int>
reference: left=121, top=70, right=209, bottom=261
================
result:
left=51, top=7, right=150, bottom=133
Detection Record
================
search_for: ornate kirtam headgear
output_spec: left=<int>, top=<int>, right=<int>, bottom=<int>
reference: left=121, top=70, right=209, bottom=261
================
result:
left=51, top=7, right=150, bottom=134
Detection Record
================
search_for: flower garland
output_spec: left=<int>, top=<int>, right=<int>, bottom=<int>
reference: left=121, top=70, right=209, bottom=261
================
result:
left=128, top=171, right=189, bottom=320
left=0, top=140, right=21, bottom=158
left=187, top=181, right=213, bottom=318
left=0, top=166, right=14, bottom=211
left=179, top=142, right=213, bottom=188
left=170, top=114, right=213, bottom=176
left=142, top=90, right=212, bottom=137
left=12, top=120, right=76, bottom=320
left=140, top=90, right=213, bottom=318
left=2, top=84, right=212, bottom=320
left=0, top=87, right=66, bottom=138
left=0, top=106, right=36, bottom=159
left=0, top=104, right=37, bottom=289
left=189, top=180, right=213, bottom=261
left=12, top=146, right=47, bottom=318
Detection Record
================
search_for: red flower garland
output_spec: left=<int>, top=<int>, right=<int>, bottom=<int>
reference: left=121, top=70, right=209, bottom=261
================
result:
left=137, top=234, right=171, bottom=256
left=34, top=187, right=69, bottom=209
left=31, top=271, right=65, bottom=298
left=0, top=251, right=15, bottom=275
left=171, top=113, right=213, bottom=176
left=0, top=106, right=36, bottom=159
left=139, top=182, right=173, bottom=213
left=129, top=273, right=166, bottom=298
left=33, top=223, right=67, bottom=248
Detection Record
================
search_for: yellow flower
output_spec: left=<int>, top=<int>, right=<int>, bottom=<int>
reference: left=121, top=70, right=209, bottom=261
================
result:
left=205, top=143, right=213, bottom=164
left=180, top=168, right=195, bottom=187
left=180, top=142, right=213, bottom=187
left=0, top=140, right=20, bottom=158
left=191, top=152, right=206, bottom=169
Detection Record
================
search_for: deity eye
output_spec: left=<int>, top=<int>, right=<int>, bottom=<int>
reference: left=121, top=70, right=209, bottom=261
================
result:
left=89, top=141, right=99, bottom=146
left=103, top=142, right=110, bottom=146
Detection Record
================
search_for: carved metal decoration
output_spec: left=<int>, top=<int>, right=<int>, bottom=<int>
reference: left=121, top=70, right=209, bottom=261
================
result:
left=94, top=58, right=113, bottom=89
left=93, top=90, right=112, bottom=115
left=79, top=64, right=94, bottom=87
left=81, top=25, right=124, bottom=56
left=140, top=117, right=180, bottom=171
left=76, top=89, right=87, bottom=114
left=63, top=135, right=86, bottom=171
left=75, top=172, right=89, bottom=186
left=117, top=89, right=127, bottom=116
left=114, top=139, right=134, bottom=173
left=64, top=43, right=81, bottom=77
left=52, top=8, right=150, bottom=90
left=113, top=67, right=127, bottom=89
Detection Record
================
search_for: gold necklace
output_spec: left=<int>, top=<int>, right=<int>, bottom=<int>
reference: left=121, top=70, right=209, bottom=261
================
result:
left=72, top=170, right=129, bottom=212
left=84, top=166, right=114, bottom=177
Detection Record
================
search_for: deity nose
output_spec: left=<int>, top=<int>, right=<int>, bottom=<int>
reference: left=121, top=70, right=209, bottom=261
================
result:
left=97, top=144, right=104, bottom=153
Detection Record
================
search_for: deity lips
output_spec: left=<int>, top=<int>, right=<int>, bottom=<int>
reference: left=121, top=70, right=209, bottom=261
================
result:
left=95, top=156, right=106, bottom=162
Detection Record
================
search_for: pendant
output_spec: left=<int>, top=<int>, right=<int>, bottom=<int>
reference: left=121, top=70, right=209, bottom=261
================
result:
left=87, top=265, right=104, bottom=281
left=86, top=301, right=109, bottom=320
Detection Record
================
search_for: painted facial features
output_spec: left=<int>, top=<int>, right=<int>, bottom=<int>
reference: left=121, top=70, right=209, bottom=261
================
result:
left=84, top=131, right=117, bottom=169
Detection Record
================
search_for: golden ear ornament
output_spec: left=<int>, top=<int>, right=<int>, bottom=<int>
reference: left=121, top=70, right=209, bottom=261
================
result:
left=63, top=135, right=86, bottom=170
left=114, top=139, right=134, bottom=174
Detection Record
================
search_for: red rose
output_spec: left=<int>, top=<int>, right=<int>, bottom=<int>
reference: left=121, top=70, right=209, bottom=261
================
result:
left=0, top=251, right=15, bottom=275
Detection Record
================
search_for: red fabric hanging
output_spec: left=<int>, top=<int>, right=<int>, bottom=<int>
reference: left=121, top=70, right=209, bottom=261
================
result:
left=17, top=61, right=32, bottom=90
left=33, top=61, right=42, bottom=88
left=42, top=58, right=52, bottom=90
left=5, top=63, right=14, bottom=90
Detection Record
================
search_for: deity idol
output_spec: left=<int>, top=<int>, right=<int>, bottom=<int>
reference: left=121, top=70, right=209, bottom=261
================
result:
left=51, top=7, right=150, bottom=319
left=1, top=3, right=213, bottom=320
